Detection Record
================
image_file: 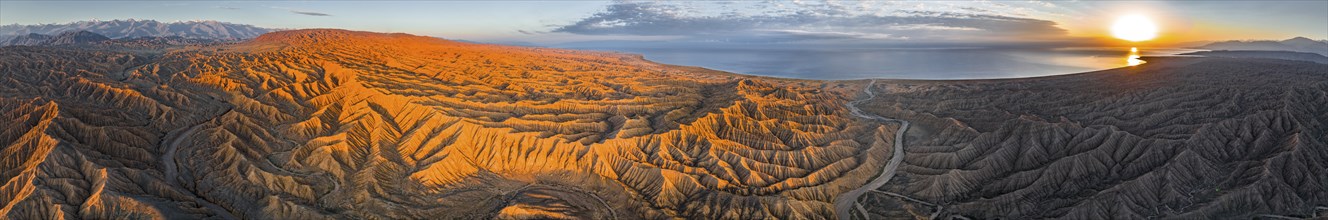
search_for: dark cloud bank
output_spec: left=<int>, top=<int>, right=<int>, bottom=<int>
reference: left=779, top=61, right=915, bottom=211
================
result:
left=291, top=10, right=332, bottom=17
left=539, top=1, right=1128, bottom=80
left=549, top=1, right=1089, bottom=49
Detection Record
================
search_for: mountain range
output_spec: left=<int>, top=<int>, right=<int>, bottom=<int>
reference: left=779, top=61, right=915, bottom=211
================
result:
left=1181, top=50, right=1328, bottom=64
left=1200, top=37, right=1328, bottom=55
left=0, top=19, right=272, bottom=41
left=0, top=30, right=111, bottom=46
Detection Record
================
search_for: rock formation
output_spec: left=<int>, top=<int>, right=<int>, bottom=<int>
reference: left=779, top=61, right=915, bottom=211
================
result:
left=1, top=29, right=893, bottom=219
left=857, top=57, right=1328, bottom=219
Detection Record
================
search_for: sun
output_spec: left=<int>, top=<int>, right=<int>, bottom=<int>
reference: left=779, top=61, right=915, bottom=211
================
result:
left=1111, top=15, right=1158, bottom=42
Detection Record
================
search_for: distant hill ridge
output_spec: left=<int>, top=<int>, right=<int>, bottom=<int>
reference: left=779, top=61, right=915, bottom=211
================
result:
left=45, top=30, right=111, bottom=45
left=1, top=33, right=52, bottom=46
left=1, top=30, right=110, bottom=46
left=251, top=29, right=440, bottom=45
left=1200, top=37, right=1328, bottom=55
left=1181, top=50, right=1328, bottom=64
left=0, top=19, right=272, bottom=41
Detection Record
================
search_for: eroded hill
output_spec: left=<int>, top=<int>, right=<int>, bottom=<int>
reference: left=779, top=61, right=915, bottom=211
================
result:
left=0, top=29, right=894, bottom=219
left=2, top=29, right=1325, bottom=220
left=857, top=57, right=1328, bottom=219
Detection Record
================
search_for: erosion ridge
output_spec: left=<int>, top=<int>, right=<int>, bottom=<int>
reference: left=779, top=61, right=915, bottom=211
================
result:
left=0, top=29, right=893, bottom=219
left=2, top=28, right=1325, bottom=219
left=857, top=57, right=1328, bottom=219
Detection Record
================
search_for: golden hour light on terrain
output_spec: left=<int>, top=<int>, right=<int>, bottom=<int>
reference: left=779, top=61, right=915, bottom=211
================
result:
left=1111, top=15, right=1158, bottom=42
left=7, top=0, right=1328, bottom=219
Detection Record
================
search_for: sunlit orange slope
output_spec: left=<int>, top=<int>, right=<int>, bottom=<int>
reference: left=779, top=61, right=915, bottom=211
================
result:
left=0, top=29, right=896, bottom=219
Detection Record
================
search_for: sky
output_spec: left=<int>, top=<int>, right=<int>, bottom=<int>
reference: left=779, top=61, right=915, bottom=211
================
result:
left=2, top=0, right=1325, bottom=47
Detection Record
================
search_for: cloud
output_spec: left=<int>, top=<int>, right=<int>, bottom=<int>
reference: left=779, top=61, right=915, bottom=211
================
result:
left=958, top=6, right=993, bottom=13
left=215, top=6, right=241, bottom=10
left=760, top=29, right=907, bottom=40
left=265, top=6, right=333, bottom=17
left=1027, top=0, right=1058, bottom=8
left=547, top=1, right=1077, bottom=47
left=886, top=24, right=982, bottom=31
left=291, top=10, right=332, bottom=16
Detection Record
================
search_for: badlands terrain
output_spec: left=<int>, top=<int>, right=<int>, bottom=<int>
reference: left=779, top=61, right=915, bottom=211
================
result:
left=856, top=57, right=1328, bottom=219
left=1, top=29, right=1325, bottom=219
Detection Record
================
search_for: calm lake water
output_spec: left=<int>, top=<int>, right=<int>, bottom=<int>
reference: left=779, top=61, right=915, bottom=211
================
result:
left=569, top=46, right=1200, bottom=80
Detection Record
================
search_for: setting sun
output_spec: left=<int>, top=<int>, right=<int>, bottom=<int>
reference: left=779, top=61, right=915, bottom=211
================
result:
left=1112, top=15, right=1158, bottom=42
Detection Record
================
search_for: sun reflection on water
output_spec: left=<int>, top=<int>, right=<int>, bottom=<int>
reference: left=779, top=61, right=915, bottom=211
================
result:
left=1127, top=47, right=1145, bottom=66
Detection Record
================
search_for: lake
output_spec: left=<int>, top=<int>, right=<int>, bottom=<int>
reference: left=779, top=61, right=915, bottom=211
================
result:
left=565, top=46, right=1200, bottom=80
